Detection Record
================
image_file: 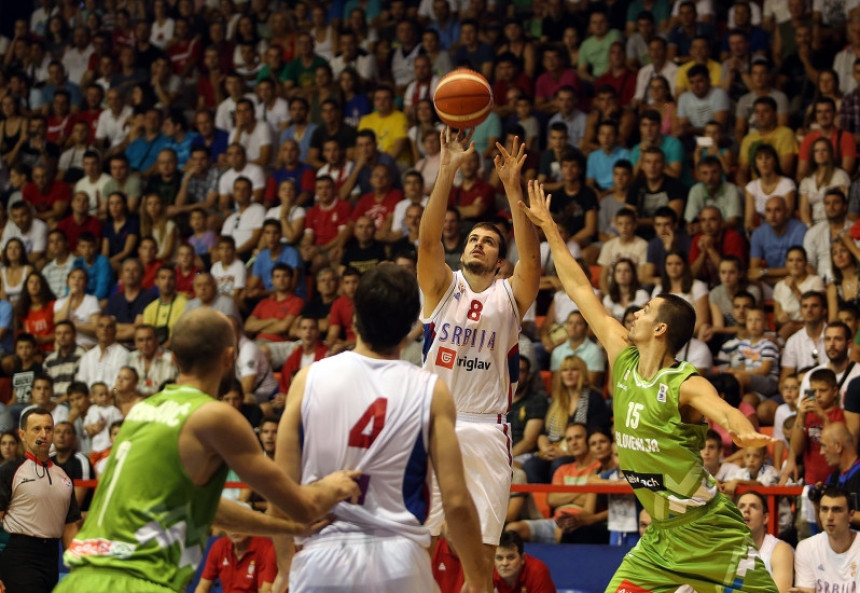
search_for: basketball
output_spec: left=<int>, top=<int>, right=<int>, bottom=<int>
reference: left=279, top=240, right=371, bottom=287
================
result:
left=433, top=69, right=494, bottom=130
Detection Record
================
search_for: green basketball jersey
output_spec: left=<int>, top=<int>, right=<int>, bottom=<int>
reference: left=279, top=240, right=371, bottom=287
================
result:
left=612, top=345, right=717, bottom=522
left=63, top=385, right=229, bottom=591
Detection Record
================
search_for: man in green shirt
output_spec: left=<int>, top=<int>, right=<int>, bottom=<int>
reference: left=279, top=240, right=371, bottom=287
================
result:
left=55, top=308, right=360, bottom=593
left=520, top=182, right=777, bottom=593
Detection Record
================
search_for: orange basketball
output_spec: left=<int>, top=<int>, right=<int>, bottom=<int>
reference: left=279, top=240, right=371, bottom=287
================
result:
left=433, top=69, right=493, bottom=130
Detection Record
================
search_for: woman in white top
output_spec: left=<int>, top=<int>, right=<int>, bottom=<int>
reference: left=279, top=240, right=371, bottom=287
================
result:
left=53, top=267, right=101, bottom=348
left=149, top=0, right=174, bottom=50
left=798, top=137, right=850, bottom=226
left=602, top=258, right=649, bottom=321
left=264, top=179, right=306, bottom=246
left=773, top=245, right=825, bottom=341
left=408, top=99, right=444, bottom=163
left=652, top=249, right=710, bottom=336
left=744, top=144, right=796, bottom=233
left=0, top=238, right=32, bottom=304
left=140, top=193, right=177, bottom=262
left=309, top=5, right=337, bottom=61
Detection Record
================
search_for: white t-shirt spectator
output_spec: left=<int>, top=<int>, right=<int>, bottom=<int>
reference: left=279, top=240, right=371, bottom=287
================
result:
left=228, top=121, right=273, bottom=166
left=75, top=173, right=112, bottom=214
left=84, top=403, right=124, bottom=452
left=1, top=218, right=48, bottom=255
left=210, top=258, right=247, bottom=296
left=236, top=335, right=279, bottom=402
left=221, top=203, right=265, bottom=250
left=95, top=106, right=134, bottom=148
left=218, top=163, right=266, bottom=196
left=795, top=532, right=860, bottom=591
left=256, top=98, right=290, bottom=136
left=53, top=294, right=101, bottom=348
left=773, top=275, right=826, bottom=321
left=76, top=342, right=130, bottom=388
left=63, top=45, right=95, bottom=86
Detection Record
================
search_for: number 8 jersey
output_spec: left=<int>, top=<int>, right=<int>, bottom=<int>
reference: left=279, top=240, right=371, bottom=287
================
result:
left=421, top=271, right=521, bottom=416
left=299, top=352, right=438, bottom=546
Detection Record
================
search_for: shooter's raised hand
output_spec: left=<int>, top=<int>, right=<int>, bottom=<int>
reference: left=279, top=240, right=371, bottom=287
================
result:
left=494, top=135, right=527, bottom=188
left=439, top=127, right=475, bottom=169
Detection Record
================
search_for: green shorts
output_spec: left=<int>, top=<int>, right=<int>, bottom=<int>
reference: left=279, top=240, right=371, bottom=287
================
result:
left=54, top=567, right=178, bottom=593
left=605, top=493, right=778, bottom=593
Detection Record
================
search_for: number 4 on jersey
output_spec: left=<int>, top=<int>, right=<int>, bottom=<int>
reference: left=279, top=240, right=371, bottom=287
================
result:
left=348, top=397, right=388, bottom=449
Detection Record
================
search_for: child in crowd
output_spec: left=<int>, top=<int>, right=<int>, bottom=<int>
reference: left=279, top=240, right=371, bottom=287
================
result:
left=597, top=208, right=648, bottom=292
left=772, top=374, right=800, bottom=471
left=73, top=232, right=114, bottom=303
left=693, top=120, right=733, bottom=174
left=174, top=244, right=200, bottom=298
left=95, top=421, right=124, bottom=476
left=701, top=428, right=741, bottom=482
left=781, top=368, right=845, bottom=535
left=187, top=207, right=217, bottom=269
left=85, top=381, right=124, bottom=466
left=210, top=235, right=246, bottom=301
left=720, top=445, right=780, bottom=495
left=5, top=334, right=44, bottom=423
left=66, top=381, right=93, bottom=456
left=598, top=160, right=634, bottom=242
left=512, top=94, right=540, bottom=152
left=725, top=307, right=780, bottom=399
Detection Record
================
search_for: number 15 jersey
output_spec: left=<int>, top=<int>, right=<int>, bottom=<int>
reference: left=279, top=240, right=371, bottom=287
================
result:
left=300, top=352, right=437, bottom=546
left=421, top=271, right=521, bottom=416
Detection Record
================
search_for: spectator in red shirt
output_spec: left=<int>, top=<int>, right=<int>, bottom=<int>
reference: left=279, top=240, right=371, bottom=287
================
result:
left=300, top=175, right=353, bottom=274
left=325, top=266, right=359, bottom=355
left=689, top=206, right=748, bottom=288
left=278, top=316, right=327, bottom=393
left=17, top=272, right=56, bottom=354
left=75, top=84, right=104, bottom=144
left=166, top=17, right=201, bottom=79
left=595, top=42, right=637, bottom=107
left=174, top=244, right=199, bottom=297
left=351, top=165, right=403, bottom=231
left=245, top=263, right=304, bottom=368
left=448, top=151, right=494, bottom=228
left=56, top=191, right=102, bottom=253
left=46, top=90, right=75, bottom=147
left=492, top=52, right=535, bottom=118
left=23, top=164, right=71, bottom=227
left=797, top=97, right=857, bottom=180
left=137, top=237, right=163, bottom=291
left=493, top=531, right=556, bottom=593
left=195, top=533, right=277, bottom=593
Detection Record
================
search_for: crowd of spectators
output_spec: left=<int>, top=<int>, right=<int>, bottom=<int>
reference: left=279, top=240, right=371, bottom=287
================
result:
left=5, top=0, right=860, bottom=588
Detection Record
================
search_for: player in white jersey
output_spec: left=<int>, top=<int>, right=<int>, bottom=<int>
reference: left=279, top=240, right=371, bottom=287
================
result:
left=417, top=129, right=540, bottom=566
left=274, top=264, right=490, bottom=593
left=736, top=491, right=795, bottom=593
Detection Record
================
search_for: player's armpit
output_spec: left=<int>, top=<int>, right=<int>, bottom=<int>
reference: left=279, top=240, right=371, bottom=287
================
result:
left=679, top=376, right=774, bottom=447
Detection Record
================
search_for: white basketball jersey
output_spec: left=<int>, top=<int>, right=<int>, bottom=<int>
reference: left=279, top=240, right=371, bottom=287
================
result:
left=421, top=270, right=521, bottom=415
left=300, top=352, right=436, bottom=546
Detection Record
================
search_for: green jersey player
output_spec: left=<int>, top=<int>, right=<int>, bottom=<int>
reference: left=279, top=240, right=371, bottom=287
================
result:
left=54, top=309, right=361, bottom=593
left=520, top=181, right=778, bottom=593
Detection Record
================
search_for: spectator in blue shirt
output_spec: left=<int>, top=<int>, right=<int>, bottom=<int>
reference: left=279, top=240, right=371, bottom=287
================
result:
left=72, top=233, right=114, bottom=302
left=246, top=219, right=305, bottom=302
left=191, top=109, right=230, bottom=167
left=125, top=108, right=170, bottom=174
left=749, top=195, right=808, bottom=284
left=586, top=119, right=631, bottom=197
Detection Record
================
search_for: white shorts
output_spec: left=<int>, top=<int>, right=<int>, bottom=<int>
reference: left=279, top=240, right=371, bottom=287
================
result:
left=290, top=534, right=438, bottom=593
left=426, top=417, right=512, bottom=545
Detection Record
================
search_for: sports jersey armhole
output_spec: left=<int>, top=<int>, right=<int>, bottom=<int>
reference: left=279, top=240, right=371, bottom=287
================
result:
left=419, top=273, right=458, bottom=324
left=501, top=278, right=522, bottom=332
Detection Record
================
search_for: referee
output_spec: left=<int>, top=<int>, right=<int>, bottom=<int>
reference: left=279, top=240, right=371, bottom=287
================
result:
left=0, top=407, right=81, bottom=593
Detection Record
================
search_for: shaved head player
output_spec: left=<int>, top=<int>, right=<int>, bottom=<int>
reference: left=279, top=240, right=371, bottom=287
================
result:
left=55, top=309, right=360, bottom=593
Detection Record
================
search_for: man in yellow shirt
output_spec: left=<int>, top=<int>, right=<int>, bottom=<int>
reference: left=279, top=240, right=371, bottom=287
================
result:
left=136, top=266, right=188, bottom=348
left=675, top=36, right=722, bottom=96
left=736, top=96, right=799, bottom=186
left=358, top=86, right=410, bottom=166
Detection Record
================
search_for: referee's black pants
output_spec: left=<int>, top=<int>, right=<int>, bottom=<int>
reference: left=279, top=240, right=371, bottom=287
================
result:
left=0, top=533, right=60, bottom=593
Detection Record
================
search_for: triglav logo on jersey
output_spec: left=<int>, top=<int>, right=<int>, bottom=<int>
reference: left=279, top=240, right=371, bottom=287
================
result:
left=435, top=347, right=456, bottom=369
left=657, top=384, right=668, bottom=403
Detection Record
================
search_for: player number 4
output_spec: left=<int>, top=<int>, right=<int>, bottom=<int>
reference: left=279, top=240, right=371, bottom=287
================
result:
left=348, top=397, right=388, bottom=449
left=625, top=402, right=644, bottom=429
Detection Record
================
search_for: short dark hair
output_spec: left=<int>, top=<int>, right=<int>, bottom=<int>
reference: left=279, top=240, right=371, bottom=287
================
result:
left=800, top=290, right=826, bottom=307
left=687, top=64, right=709, bottom=80
left=822, top=486, right=856, bottom=511
left=752, top=96, right=777, bottom=112
left=353, top=264, right=420, bottom=353
left=20, top=407, right=52, bottom=430
left=826, top=320, right=853, bottom=341
left=809, top=368, right=838, bottom=388
left=55, top=319, right=76, bottom=333
left=469, top=222, right=508, bottom=259
left=67, top=381, right=89, bottom=396
left=498, top=530, right=525, bottom=555
left=272, top=262, right=293, bottom=278
left=654, top=294, right=696, bottom=355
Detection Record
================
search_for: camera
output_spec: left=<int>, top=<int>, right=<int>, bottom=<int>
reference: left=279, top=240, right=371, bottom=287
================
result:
left=808, top=485, right=825, bottom=503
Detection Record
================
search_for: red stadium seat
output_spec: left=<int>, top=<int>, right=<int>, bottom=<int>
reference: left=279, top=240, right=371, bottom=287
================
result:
left=540, top=370, right=552, bottom=394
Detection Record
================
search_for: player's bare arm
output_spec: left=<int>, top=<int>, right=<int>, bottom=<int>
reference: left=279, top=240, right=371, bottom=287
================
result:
left=429, top=379, right=492, bottom=593
left=417, top=128, right=474, bottom=314
left=187, top=401, right=361, bottom=524
left=495, top=136, right=540, bottom=320
left=519, top=180, right=630, bottom=365
left=214, top=497, right=331, bottom=536
left=678, top=376, right=774, bottom=447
